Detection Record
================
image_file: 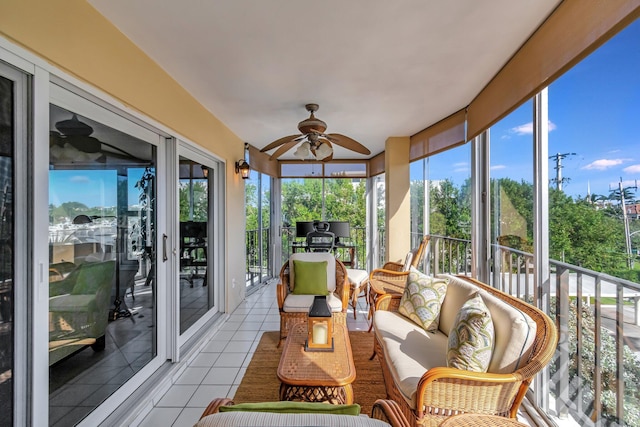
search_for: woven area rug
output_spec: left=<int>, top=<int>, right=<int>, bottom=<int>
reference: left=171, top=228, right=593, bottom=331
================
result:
left=233, top=330, right=387, bottom=416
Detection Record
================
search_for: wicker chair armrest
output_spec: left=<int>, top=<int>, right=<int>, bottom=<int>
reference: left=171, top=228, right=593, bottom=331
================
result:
left=381, top=261, right=404, bottom=272
left=200, top=398, right=234, bottom=418
left=369, top=270, right=408, bottom=298
left=335, top=259, right=349, bottom=311
left=371, top=399, right=411, bottom=427
left=277, top=282, right=287, bottom=310
left=415, top=367, right=523, bottom=418
left=374, top=293, right=402, bottom=312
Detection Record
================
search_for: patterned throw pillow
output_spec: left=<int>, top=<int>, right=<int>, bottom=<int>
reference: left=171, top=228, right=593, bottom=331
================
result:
left=398, top=267, right=448, bottom=332
left=447, top=293, right=494, bottom=372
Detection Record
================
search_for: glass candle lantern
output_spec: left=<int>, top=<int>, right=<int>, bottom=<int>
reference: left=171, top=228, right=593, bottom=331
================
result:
left=305, top=296, right=334, bottom=351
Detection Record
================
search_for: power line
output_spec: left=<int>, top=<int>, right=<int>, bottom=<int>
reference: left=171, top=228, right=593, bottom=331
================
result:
left=549, top=152, right=576, bottom=191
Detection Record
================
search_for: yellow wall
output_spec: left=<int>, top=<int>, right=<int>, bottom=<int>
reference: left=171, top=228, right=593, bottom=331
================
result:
left=384, top=136, right=411, bottom=262
left=0, top=0, right=247, bottom=310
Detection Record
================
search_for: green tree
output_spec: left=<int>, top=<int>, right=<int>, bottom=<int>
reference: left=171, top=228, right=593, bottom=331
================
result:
left=179, top=180, right=208, bottom=222
left=549, top=189, right=626, bottom=270
left=430, top=179, right=470, bottom=239
left=245, top=181, right=259, bottom=230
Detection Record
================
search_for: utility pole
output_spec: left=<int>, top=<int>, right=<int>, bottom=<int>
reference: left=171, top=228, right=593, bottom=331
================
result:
left=549, top=152, right=576, bottom=191
left=611, top=178, right=638, bottom=269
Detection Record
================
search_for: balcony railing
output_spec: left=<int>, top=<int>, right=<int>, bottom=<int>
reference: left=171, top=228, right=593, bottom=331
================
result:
left=425, top=235, right=640, bottom=427
left=245, top=228, right=271, bottom=286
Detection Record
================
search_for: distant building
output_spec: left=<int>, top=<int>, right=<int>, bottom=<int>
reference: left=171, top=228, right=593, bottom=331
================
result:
left=626, top=203, right=640, bottom=219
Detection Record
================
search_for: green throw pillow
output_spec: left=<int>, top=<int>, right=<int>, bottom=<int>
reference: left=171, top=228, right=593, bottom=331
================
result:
left=292, top=260, right=329, bottom=295
left=398, top=267, right=448, bottom=332
left=219, top=401, right=361, bottom=415
left=447, top=293, right=494, bottom=372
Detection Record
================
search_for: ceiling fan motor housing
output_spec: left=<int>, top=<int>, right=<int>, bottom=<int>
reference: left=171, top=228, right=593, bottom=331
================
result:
left=298, top=115, right=327, bottom=134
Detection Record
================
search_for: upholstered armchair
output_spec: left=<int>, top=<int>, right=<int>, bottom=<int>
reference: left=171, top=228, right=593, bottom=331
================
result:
left=49, top=260, right=116, bottom=365
left=277, top=252, right=349, bottom=346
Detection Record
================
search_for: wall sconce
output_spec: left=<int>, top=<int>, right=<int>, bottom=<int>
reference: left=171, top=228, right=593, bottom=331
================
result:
left=235, top=159, right=250, bottom=179
left=235, top=143, right=251, bottom=179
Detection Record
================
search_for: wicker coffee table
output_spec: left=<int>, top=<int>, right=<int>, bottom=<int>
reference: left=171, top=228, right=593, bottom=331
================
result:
left=277, top=322, right=356, bottom=404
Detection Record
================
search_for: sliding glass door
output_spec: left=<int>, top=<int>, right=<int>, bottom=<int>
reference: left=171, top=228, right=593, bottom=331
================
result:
left=0, top=61, right=27, bottom=427
left=178, top=157, right=211, bottom=333
left=48, top=94, right=159, bottom=425
left=178, top=143, right=222, bottom=338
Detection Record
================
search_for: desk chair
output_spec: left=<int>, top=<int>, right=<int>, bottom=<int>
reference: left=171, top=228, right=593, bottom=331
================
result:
left=305, top=229, right=335, bottom=253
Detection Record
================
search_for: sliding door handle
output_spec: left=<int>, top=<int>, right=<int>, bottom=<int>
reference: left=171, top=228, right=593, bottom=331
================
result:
left=163, top=233, right=168, bottom=261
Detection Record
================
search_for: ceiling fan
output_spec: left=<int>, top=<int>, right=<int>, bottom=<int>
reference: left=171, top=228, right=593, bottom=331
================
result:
left=260, top=104, right=371, bottom=161
left=50, top=114, right=144, bottom=163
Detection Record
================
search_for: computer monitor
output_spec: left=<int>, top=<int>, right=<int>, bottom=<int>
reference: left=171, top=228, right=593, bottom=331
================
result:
left=295, top=221, right=315, bottom=238
left=328, top=221, right=350, bottom=244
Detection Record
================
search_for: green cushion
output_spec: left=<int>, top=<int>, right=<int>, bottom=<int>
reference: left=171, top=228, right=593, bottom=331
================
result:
left=219, top=401, right=361, bottom=415
left=447, top=293, right=495, bottom=372
left=292, top=260, right=329, bottom=295
left=398, top=267, right=448, bottom=332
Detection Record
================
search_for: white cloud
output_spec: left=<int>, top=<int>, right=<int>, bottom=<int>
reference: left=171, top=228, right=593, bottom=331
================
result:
left=453, top=167, right=469, bottom=173
left=582, top=159, right=630, bottom=170
left=512, top=123, right=533, bottom=135
left=623, top=164, right=640, bottom=174
left=505, top=120, right=557, bottom=138
left=69, top=175, right=91, bottom=183
left=453, top=162, right=468, bottom=167
left=491, top=165, right=506, bottom=171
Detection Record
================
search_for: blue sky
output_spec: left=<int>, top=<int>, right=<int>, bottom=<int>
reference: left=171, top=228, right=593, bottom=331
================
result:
left=423, top=18, right=640, bottom=200
left=49, top=168, right=146, bottom=208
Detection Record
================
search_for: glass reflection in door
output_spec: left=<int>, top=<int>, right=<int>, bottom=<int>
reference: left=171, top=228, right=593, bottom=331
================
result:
left=0, top=74, right=16, bottom=427
left=179, top=157, right=211, bottom=333
left=48, top=104, right=157, bottom=425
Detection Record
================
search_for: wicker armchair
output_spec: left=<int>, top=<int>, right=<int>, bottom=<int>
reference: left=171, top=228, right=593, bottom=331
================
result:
left=372, top=275, right=559, bottom=427
left=367, top=236, right=429, bottom=329
left=277, top=252, right=349, bottom=346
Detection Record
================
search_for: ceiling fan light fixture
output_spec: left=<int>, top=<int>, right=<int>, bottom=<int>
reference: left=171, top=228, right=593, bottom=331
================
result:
left=294, top=141, right=311, bottom=159
left=315, top=142, right=333, bottom=160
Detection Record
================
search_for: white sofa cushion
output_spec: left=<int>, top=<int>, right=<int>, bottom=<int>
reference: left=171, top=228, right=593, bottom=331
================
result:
left=437, top=274, right=537, bottom=374
left=289, top=252, right=337, bottom=292
left=283, top=292, right=344, bottom=313
left=346, top=268, right=369, bottom=286
left=373, top=310, right=448, bottom=408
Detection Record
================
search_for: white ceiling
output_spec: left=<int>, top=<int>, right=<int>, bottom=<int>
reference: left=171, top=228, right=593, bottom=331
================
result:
left=88, top=0, right=561, bottom=160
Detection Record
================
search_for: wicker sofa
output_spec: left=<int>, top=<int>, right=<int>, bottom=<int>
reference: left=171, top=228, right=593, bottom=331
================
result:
left=372, top=274, right=558, bottom=427
left=195, top=398, right=411, bottom=427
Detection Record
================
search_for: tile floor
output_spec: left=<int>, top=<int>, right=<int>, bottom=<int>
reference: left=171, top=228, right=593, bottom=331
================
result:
left=136, top=279, right=371, bottom=427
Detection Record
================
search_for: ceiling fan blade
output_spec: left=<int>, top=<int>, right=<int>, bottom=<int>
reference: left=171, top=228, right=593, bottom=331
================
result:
left=260, top=134, right=303, bottom=152
left=326, top=133, right=371, bottom=155
left=269, top=139, right=300, bottom=160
